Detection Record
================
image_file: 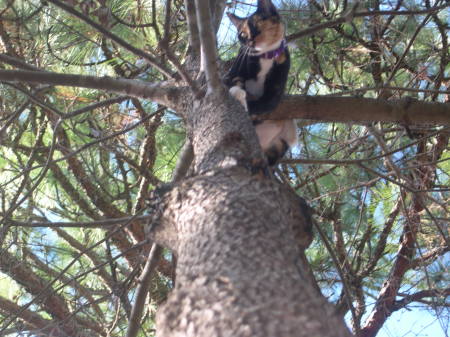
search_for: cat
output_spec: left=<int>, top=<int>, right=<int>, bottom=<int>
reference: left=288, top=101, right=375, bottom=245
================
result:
left=225, top=0, right=297, bottom=166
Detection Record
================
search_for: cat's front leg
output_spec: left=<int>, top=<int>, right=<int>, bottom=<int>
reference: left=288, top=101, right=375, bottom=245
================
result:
left=229, top=85, right=248, bottom=112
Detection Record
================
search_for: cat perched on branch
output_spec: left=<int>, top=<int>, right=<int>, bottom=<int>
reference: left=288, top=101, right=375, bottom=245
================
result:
left=226, top=0, right=297, bottom=166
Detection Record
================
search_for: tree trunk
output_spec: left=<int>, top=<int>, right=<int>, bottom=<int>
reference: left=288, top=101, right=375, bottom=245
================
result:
left=148, top=92, right=352, bottom=337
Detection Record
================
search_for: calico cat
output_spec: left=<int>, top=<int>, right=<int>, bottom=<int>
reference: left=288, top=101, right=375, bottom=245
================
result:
left=226, top=0, right=297, bottom=166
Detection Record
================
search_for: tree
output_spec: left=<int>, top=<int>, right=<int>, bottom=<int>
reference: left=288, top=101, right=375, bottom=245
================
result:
left=0, top=0, right=448, bottom=336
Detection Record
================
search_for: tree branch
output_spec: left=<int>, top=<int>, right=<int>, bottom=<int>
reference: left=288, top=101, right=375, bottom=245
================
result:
left=4, top=215, right=150, bottom=228
left=209, top=0, right=227, bottom=32
left=195, top=0, right=222, bottom=92
left=409, top=245, right=450, bottom=269
left=393, top=288, right=450, bottom=311
left=268, top=95, right=450, bottom=125
left=184, top=0, right=200, bottom=59
left=0, top=53, right=43, bottom=71
left=0, top=69, right=185, bottom=111
left=125, top=244, right=163, bottom=337
left=0, top=296, right=69, bottom=337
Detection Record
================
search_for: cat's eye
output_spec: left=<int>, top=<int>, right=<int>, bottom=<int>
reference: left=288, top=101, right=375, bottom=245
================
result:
left=239, top=32, right=247, bottom=39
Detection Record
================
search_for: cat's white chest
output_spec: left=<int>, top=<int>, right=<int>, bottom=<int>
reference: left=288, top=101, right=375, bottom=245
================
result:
left=245, top=58, right=273, bottom=99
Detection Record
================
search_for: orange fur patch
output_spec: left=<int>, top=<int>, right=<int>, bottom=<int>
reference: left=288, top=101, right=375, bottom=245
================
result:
left=253, top=17, right=284, bottom=48
left=275, top=51, right=286, bottom=64
left=240, top=22, right=251, bottom=40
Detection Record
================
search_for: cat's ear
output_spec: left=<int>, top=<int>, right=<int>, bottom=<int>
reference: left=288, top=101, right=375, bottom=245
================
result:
left=227, top=12, right=245, bottom=28
left=257, top=0, right=278, bottom=15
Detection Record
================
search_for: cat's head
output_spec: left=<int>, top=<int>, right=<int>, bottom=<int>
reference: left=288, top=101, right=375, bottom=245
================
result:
left=228, top=0, right=285, bottom=54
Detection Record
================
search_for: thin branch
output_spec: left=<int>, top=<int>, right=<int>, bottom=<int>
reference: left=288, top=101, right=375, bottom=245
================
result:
left=0, top=249, right=79, bottom=336
left=24, top=247, right=104, bottom=319
left=0, top=99, right=30, bottom=141
left=383, top=9, right=434, bottom=86
left=409, top=246, right=450, bottom=269
left=0, top=53, right=43, bottom=71
left=126, top=244, right=163, bottom=337
left=313, top=220, right=359, bottom=333
left=171, top=141, right=194, bottom=182
left=393, top=288, right=450, bottom=311
left=64, top=96, right=131, bottom=118
left=286, top=4, right=450, bottom=42
left=4, top=215, right=151, bottom=228
left=325, top=86, right=450, bottom=97
left=361, top=200, right=402, bottom=277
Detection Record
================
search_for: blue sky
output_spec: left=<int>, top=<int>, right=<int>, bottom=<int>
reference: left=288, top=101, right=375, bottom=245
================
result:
left=377, top=306, right=449, bottom=337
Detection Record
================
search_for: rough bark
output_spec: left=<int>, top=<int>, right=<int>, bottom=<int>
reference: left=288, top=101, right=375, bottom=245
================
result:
left=146, top=92, right=352, bottom=337
left=148, top=166, right=349, bottom=337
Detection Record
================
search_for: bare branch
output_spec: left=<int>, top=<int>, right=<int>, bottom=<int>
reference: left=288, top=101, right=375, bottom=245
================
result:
left=195, top=0, right=222, bottom=92
left=184, top=0, right=200, bottom=59
left=409, top=246, right=450, bottom=269
left=0, top=69, right=185, bottom=111
left=0, top=53, right=43, bottom=71
left=126, top=244, right=163, bottom=337
left=393, top=288, right=450, bottom=311
left=384, top=10, right=434, bottom=86
left=209, top=0, right=227, bottom=32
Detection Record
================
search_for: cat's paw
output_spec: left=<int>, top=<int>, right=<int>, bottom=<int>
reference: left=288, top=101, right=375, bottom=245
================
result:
left=229, top=86, right=248, bottom=112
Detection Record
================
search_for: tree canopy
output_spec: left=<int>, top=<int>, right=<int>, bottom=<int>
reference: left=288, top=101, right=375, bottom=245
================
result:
left=0, top=0, right=448, bottom=336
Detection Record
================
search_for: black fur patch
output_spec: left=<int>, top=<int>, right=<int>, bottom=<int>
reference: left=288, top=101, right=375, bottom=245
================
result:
left=264, top=139, right=289, bottom=166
